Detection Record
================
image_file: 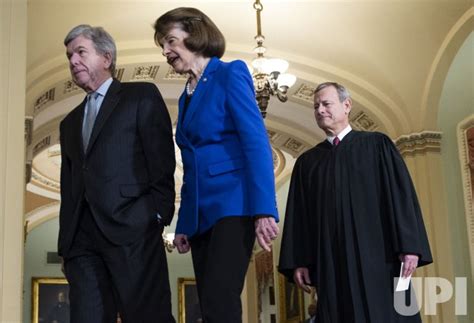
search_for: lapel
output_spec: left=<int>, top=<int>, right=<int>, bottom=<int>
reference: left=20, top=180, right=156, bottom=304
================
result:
left=342, top=129, right=355, bottom=144
left=85, top=79, right=121, bottom=155
left=181, top=57, right=221, bottom=129
left=71, top=99, right=87, bottom=162
left=86, top=79, right=121, bottom=155
left=176, top=94, right=188, bottom=145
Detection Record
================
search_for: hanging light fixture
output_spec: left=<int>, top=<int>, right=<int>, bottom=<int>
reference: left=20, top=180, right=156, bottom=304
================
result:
left=251, top=0, right=296, bottom=118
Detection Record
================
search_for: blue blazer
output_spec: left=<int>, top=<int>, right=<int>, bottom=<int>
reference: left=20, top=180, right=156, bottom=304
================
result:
left=175, top=57, right=278, bottom=237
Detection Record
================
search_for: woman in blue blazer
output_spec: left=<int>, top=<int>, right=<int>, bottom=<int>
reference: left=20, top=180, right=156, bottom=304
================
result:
left=154, top=7, right=279, bottom=322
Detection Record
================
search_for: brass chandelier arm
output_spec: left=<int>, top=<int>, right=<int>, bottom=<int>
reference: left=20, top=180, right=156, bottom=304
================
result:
left=254, top=0, right=264, bottom=37
left=251, top=0, right=296, bottom=118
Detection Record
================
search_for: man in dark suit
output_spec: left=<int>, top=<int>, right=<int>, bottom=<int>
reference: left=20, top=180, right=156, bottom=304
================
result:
left=59, top=24, right=176, bottom=323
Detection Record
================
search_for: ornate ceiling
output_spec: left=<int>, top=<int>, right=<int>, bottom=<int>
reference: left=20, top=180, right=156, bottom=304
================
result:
left=25, top=61, right=383, bottom=204
left=24, top=0, right=473, bottom=229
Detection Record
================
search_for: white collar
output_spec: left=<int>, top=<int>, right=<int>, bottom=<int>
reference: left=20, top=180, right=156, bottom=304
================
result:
left=327, top=124, right=352, bottom=145
left=94, top=77, right=113, bottom=97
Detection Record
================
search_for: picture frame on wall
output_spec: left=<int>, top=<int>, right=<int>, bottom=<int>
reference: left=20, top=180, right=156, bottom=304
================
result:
left=31, top=277, right=70, bottom=323
left=278, top=274, right=305, bottom=323
left=178, top=277, right=202, bottom=323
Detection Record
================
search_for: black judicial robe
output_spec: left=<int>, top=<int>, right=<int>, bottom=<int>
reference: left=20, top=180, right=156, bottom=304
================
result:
left=278, top=130, right=432, bottom=323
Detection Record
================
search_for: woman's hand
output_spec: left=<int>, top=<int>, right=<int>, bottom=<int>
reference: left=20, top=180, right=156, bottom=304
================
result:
left=173, top=234, right=191, bottom=253
left=255, top=216, right=279, bottom=252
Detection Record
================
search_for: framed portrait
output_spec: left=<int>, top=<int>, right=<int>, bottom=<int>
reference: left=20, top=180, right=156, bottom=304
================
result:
left=278, top=274, right=304, bottom=323
left=178, top=277, right=202, bottom=323
left=32, top=277, right=70, bottom=323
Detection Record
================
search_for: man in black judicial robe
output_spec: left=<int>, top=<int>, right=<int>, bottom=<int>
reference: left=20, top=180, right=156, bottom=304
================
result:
left=278, top=82, right=432, bottom=323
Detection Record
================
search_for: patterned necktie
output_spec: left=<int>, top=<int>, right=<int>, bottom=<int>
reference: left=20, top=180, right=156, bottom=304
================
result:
left=82, top=92, right=99, bottom=151
left=333, top=136, right=340, bottom=146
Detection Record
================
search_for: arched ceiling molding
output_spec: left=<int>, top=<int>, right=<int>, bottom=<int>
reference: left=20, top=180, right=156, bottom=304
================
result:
left=287, top=62, right=403, bottom=136
left=25, top=146, right=296, bottom=231
left=27, top=114, right=303, bottom=201
left=30, top=115, right=61, bottom=157
left=421, top=8, right=473, bottom=130
left=29, top=114, right=305, bottom=173
left=291, top=73, right=395, bottom=135
left=27, top=40, right=406, bottom=135
left=27, top=73, right=387, bottom=163
left=276, top=169, right=294, bottom=192
left=33, top=94, right=88, bottom=130
left=26, top=181, right=60, bottom=201
left=395, top=131, right=442, bottom=156
left=202, top=45, right=408, bottom=135
left=225, top=45, right=409, bottom=134
left=265, top=118, right=318, bottom=154
left=26, top=39, right=171, bottom=102
left=26, top=39, right=165, bottom=88
left=26, top=67, right=74, bottom=117
left=25, top=202, right=60, bottom=232
left=27, top=75, right=384, bottom=161
left=27, top=55, right=67, bottom=91
left=25, top=150, right=296, bottom=233
left=220, top=45, right=408, bottom=136
left=349, top=90, right=396, bottom=136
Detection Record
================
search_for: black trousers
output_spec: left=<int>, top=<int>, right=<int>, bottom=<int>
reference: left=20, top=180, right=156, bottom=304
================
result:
left=190, top=216, right=255, bottom=323
left=64, top=203, right=175, bottom=323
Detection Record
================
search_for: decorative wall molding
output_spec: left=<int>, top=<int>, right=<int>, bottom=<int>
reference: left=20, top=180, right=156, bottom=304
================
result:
left=25, top=161, right=32, bottom=184
left=267, top=129, right=281, bottom=143
left=291, top=83, right=379, bottom=132
left=25, top=116, right=33, bottom=146
left=32, top=135, right=51, bottom=156
left=457, top=115, right=474, bottom=278
left=395, top=131, right=442, bottom=155
left=28, top=64, right=382, bottom=147
left=292, top=83, right=314, bottom=103
left=283, top=138, right=306, bottom=155
left=114, top=68, right=125, bottom=81
left=31, top=169, right=60, bottom=191
left=26, top=123, right=302, bottom=202
left=24, top=202, right=60, bottom=232
left=164, top=66, right=187, bottom=80
left=31, top=120, right=61, bottom=159
left=131, top=65, right=159, bottom=81
left=34, top=88, right=55, bottom=114
left=63, top=80, right=80, bottom=94
left=272, top=147, right=285, bottom=178
left=266, top=126, right=310, bottom=158
left=350, top=111, right=377, bottom=131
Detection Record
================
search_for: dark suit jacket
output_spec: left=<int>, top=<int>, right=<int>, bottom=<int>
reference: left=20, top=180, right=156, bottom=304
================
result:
left=58, top=79, right=175, bottom=257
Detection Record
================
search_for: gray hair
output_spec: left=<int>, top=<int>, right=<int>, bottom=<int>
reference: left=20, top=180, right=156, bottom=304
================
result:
left=314, top=82, right=351, bottom=102
left=64, top=24, right=117, bottom=75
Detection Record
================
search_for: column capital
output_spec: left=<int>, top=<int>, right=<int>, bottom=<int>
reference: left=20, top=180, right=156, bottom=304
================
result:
left=395, top=131, right=442, bottom=155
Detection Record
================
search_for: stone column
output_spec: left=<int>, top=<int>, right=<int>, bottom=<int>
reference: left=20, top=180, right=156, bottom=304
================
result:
left=396, top=131, right=456, bottom=323
left=0, top=1, right=27, bottom=322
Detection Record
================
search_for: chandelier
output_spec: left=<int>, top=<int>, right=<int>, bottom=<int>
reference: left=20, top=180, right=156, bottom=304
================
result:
left=250, top=0, right=296, bottom=118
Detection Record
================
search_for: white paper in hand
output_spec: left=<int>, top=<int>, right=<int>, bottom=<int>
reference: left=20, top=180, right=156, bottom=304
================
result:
left=395, top=262, right=412, bottom=291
